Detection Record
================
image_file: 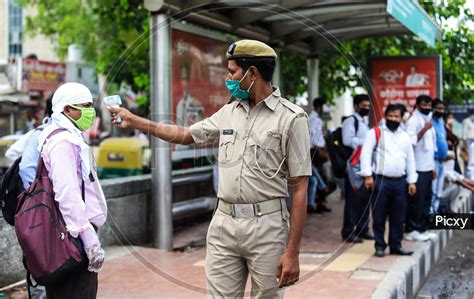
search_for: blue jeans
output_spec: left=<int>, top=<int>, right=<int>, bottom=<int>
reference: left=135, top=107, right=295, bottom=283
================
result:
left=307, top=165, right=327, bottom=206
left=431, top=160, right=445, bottom=214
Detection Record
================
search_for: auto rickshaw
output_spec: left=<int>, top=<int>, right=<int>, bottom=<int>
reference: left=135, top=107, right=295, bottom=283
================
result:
left=0, top=138, right=18, bottom=174
left=97, top=137, right=150, bottom=179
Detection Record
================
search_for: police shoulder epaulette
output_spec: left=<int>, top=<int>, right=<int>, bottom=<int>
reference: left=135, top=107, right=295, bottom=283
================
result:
left=280, top=99, right=306, bottom=117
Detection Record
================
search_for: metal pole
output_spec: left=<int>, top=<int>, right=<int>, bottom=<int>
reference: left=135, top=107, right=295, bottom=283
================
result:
left=149, top=12, right=173, bottom=250
left=273, top=49, right=282, bottom=91
left=307, top=57, right=320, bottom=101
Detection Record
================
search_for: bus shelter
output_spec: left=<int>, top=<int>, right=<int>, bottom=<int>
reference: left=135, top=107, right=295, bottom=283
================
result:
left=143, top=0, right=441, bottom=249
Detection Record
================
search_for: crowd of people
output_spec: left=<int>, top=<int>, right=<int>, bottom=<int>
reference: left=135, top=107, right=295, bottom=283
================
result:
left=2, top=38, right=473, bottom=298
left=307, top=93, right=474, bottom=257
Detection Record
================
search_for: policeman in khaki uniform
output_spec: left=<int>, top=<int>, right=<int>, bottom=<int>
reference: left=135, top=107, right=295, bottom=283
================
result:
left=110, top=40, right=311, bottom=298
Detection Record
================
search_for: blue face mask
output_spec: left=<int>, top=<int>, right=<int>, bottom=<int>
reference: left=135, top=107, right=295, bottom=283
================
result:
left=225, top=68, right=255, bottom=100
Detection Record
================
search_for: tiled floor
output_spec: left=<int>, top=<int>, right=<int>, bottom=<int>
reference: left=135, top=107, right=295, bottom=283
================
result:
left=98, top=194, right=414, bottom=298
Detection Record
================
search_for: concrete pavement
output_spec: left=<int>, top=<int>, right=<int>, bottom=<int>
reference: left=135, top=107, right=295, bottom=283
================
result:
left=96, top=189, right=472, bottom=298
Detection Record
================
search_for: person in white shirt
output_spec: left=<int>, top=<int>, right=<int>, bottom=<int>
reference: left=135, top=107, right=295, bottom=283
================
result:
left=308, top=97, right=332, bottom=214
left=405, top=65, right=429, bottom=87
left=341, top=94, right=373, bottom=243
left=405, top=95, right=437, bottom=242
left=359, top=104, right=417, bottom=257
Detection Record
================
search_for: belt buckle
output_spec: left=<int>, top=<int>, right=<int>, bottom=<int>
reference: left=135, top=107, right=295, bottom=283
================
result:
left=233, top=204, right=254, bottom=218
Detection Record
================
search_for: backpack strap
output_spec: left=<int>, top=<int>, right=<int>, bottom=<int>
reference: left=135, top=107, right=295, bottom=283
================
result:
left=350, top=127, right=381, bottom=167
left=34, top=129, right=67, bottom=181
left=352, top=115, right=359, bottom=135
left=374, top=126, right=381, bottom=146
left=81, top=179, right=85, bottom=202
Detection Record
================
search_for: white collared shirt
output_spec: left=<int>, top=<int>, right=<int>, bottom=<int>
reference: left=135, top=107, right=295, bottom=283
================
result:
left=462, top=116, right=474, bottom=140
left=309, top=111, right=325, bottom=149
left=358, top=125, right=418, bottom=184
left=342, top=112, right=369, bottom=150
left=405, top=109, right=436, bottom=172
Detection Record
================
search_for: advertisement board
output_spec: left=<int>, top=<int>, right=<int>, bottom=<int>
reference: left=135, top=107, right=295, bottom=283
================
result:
left=368, top=55, right=441, bottom=123
left=21, top=58, right=66, bottom=98
left=171, top=28, right=230, bottom=154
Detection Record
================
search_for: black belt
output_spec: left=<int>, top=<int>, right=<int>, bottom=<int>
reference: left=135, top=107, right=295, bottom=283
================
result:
left=375, top=174, right=406, bottom=181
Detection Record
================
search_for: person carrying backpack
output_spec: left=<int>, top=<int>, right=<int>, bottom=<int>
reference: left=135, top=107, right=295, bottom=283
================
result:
left=359, top=104, right=417, bottom=257
left=340, top=94, right=373, bottom=243
left=35, top=82, right=107, bottom=298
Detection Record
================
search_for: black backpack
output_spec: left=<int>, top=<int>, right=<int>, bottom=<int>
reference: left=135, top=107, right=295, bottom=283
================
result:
left=326, top=115, right=358, bottom=179
left=1, top=156, right=24, bottom=225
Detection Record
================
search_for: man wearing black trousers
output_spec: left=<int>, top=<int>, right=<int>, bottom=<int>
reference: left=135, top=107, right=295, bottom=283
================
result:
left=405, top=95, right=437, bottom=242
left=360, top=104, right=417, bottom=257
left=341, top=94, right=374, bottom=243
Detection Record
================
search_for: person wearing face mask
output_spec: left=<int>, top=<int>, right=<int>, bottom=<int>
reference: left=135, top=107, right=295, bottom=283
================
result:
left=359, top=104, right=417, bottom=257
left=109, top=40, right=311, bottom=298
left=405, top=95, right=437, bottom=242
left=37, top=82, right=107, bottom=298
left=430, top=99, right=448, bottom=214
left=378, top=103, right=409, bottom=131
left=340, top=94, right=374, bottom=243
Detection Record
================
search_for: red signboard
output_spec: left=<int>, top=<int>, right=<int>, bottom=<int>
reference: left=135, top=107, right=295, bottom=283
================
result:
left=21, top=58, right=66, bottom=98
left=171, top=29, right=229, bottom=151
left=369, top=56, right=441, bottom=123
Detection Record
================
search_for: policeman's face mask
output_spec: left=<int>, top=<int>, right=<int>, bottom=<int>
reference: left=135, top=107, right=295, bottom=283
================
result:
left=225, top=68, right=255, bottom=100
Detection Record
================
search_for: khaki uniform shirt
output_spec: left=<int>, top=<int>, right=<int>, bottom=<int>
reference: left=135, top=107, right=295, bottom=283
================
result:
left=189, top=88, right=311, bottom=204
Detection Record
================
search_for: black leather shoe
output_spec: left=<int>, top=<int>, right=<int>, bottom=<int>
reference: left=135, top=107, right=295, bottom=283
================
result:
left=390, top=248, right=414, bottom=255
left=343, top=236, right=363, bottom=243
left=307, top=205, right=322, bottom=214
left=374, top=248, right=385, bottom=257
left=359, top=233, right=375, bottom=240
left=315, top=203, right=332, bottom=213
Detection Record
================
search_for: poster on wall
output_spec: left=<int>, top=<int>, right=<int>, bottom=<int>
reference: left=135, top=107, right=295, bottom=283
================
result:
left=368, top=56, right=441, bottom=123
left=172, top=28, right=230, bottom=152
left=21, top=58, right=66, bottom=99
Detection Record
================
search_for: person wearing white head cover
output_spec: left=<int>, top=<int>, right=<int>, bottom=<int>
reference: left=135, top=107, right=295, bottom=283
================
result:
left=38, top=82, right=107, bottom=299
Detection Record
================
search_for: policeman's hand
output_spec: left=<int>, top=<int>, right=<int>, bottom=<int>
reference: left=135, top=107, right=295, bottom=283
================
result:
left=432, top=169, right=437, bottom=180
left=277, top=251, right=299, bottom=288
left=423, top=121, right=433, bottom=131
left=108, top=106, right=134, bottom=129
left=364, top=176, right=374, bottom=190
left=408, top=183, right=416, bottom=197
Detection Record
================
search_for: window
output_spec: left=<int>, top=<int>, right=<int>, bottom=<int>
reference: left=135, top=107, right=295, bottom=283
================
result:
left=8, top=0, right=23, bottom=58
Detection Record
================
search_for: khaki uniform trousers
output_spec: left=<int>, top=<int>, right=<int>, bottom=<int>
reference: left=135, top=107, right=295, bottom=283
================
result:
left=205, top=208, right=289, bottom=299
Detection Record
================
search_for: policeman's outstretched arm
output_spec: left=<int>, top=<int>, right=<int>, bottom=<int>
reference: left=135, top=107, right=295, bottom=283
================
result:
left=108, top=107, right=195, bottom=145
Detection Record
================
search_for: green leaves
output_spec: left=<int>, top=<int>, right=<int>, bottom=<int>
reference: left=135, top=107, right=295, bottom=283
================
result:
left=19, top=0, right=473, bottom=110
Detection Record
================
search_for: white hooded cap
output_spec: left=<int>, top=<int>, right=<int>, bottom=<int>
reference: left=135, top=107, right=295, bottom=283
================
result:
left=52, top=82, right=93, bottom=114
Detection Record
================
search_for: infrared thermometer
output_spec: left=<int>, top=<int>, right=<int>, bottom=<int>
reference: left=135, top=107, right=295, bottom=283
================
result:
left=104, top=95, right=122, bottom=124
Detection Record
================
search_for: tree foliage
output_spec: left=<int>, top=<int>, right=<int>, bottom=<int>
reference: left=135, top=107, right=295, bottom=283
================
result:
left=20, top=0, right=150, bottom=97
left=285, top=0, right=473, bottom=104
left=20, top=0, right=473, bottom=107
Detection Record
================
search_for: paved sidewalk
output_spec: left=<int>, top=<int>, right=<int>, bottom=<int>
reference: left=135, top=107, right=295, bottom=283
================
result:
left=98, top=192, right=423, bottom=299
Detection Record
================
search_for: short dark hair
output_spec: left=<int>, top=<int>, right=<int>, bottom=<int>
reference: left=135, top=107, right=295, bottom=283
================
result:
left=233, top=57, right=276, bottom=82
left=416, top=95, right=432, bottom=106
left=312, top=97, right=325, bottom=109
left=396, top=103, right=407, bottom=115
left=353, top=94, right=370, bottom=106
left=385, top=104, right=403, bottom=117
left=432, top=98, right=444, bottom=109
